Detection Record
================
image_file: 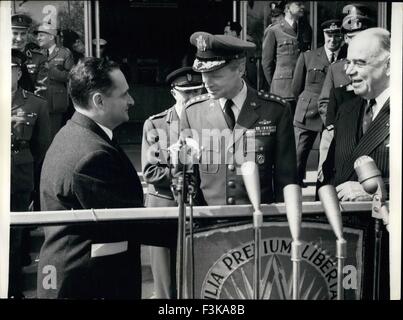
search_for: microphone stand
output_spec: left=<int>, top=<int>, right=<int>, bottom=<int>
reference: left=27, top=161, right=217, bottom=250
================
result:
left=171, top=141, right=197, bottom=299
left=253, top=209, right=263, bottom=300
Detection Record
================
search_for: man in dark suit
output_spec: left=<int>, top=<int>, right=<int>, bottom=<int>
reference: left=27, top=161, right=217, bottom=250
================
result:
left=261, top=1, right=312, bottom=112
left=141, top=67, right=204, bottom=298
left=329, top=28, right=390, bottom=200
left=317, top=4, right=375, bottom=183
left=37, top=58, right=144, bottom=299
left=292, top=20, right=345, bottom=186
left=35, top=23, right=74, bottom=139
left=180, top=32, right=297, bottom=206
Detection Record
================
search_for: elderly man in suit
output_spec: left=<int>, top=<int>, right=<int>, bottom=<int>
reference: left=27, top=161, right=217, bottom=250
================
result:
left=180, top=32, right=297, bottom=206
left=261, top=1, right=312, bottom=112
left=35, top=23, right=74, bottom=139
left=292, top=19, right=345, bottom=186
left=142, top=66, right=204, bottom=298
left=329, top=28, right=390, bottom=200
left=37, top=58, right=144, bottom=299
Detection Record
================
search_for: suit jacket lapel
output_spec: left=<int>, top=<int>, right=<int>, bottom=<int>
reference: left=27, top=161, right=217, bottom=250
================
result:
left=70, top=111, right=112, bottom=145
left=339, top=99, right=390, bottom=181
left=318, top=47, right=330, bottom=66
left=281, top=19, right=297, bottom=37
left=226, top=87, right=260, bottom=152
left=337, top=97, right=363, bottom=180
left=48, top=46, right=59, bottom=61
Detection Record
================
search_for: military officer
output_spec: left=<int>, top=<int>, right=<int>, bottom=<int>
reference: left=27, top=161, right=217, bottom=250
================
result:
left=142, top=67, right=204, bottom=298
left=35, top=23, right=74, bottom=139
left=292, top=19, right=345, bottom=186
left=180, top=32, right=297, bottom=206
left=316, top=4, right=374, bottom=183
left=11, top=13, right=47, bottom=93
left=9, top=49, right=51, bottom=298
left=261, top=1, right=312, bottom=112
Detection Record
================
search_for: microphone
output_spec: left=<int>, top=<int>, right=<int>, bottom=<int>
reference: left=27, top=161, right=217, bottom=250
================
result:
left=241, top=161, right=262, bottom=299
left=354, top=155, right=389, bottom=228
left=283, top=184, right=302, bottom=242
left=318, top=185, right=344, bottom=241
left=354, top=155, right=386, bottom=200
left=318, top=184, right=347, bottom=300
left=283, top=184, right=303, bottom=300
left=240, top=161, right=261, bottom=214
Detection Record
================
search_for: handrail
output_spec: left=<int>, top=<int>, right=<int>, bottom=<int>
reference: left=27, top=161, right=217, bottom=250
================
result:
left=10, top=201, right=374, bottom=226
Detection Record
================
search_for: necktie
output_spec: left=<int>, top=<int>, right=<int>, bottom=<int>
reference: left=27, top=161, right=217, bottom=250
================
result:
left=362, top=99, right=376, bottom=134
left=292, top=21, right=298, bottom=34
left=223, top=99, right=236, bottom=130
left=330, top=52, right=335, bottom=63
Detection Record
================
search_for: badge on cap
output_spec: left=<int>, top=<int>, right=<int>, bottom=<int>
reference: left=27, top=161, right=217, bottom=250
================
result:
left=196, top=35, right=207, bottom=52
left=256, top=154, right=265, bottom=165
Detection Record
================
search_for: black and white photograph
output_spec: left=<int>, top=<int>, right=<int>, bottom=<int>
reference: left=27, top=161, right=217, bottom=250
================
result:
left=0, top=0, right=401, bottom=307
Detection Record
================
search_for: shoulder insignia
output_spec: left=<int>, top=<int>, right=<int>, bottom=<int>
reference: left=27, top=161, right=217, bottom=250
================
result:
left=257, top=91, right=288, bottom=106
left=185, top=94, right=210, bottom=108
left=149, top=109, right=169, bottom=120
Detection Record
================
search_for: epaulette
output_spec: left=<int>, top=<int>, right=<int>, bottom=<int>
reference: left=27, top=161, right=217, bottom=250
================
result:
left=23, top=89, right=46, bottom=101
left=148, top=108, right=169, bottom=120
left=257, top=91, right=288, bottom=105
left=185, top=93, right=210, bottom=108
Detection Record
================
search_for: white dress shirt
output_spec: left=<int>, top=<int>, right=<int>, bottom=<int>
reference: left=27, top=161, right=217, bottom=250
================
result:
left=219, top=81, right=247, bottom=121
left=372, top=87, right=390, bottom=120
left=324, top=46, right=340, bottom=63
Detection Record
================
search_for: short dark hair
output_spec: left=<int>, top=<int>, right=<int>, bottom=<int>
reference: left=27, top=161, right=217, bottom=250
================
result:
left=68, top=57, right=120, bottom=109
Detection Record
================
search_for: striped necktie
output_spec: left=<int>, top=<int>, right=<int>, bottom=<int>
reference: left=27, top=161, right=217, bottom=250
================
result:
left=362, top=99, right=376, bottom=134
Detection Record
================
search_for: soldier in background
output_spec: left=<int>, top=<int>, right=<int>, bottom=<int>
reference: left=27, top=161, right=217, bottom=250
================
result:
left=261, top=1, right=312, bottom=115
left=35, top=23, right=74, bottom=140
left=9, top=49, right=51, bottom=298
left=142, top=66, right=204, bottom=298
left=11, top=13, right=47, bottom=93
left=292, top=20, right=346, bottom=187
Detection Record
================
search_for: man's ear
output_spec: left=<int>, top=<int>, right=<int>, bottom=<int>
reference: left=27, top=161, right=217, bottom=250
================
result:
left=91, top=92, right=103, bottom=110
left=385, top=56, right=390, bottom=77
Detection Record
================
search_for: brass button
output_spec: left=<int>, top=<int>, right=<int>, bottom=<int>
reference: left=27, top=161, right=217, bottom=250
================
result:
left=228, top=164, right=235, bottom=171
left=227, top=197, right=235, bottom=205
left=228, top=180, right=235, bottom=188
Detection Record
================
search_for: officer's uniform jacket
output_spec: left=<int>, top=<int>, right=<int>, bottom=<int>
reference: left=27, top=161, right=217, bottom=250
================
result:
left=23, top=46, right=47, bottom=94
left=11, top=88, right=51, bottom=194
left=262, top=18, right=312, bottom=99
left=180, top=86, right=297, bottom=205
left=292, top=46, right=347, bottom=132
left=317, top=59, right=351, bottom=124
left=142, top=107, right=179, bottom=207
left=42, top=45, right=74, bottom=114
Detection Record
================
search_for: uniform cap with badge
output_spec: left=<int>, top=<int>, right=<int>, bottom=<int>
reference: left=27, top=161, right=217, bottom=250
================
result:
left=11, top=13, right=32, bottom=29
left=166, top=66, right=204, bottom=92
left=321, top=19, right=342, bottom=34
left=34, top=23, right=58, bottom=36
left=342, top=3, right=375, bottom=33
left=190, top=31, right=256, bottom=73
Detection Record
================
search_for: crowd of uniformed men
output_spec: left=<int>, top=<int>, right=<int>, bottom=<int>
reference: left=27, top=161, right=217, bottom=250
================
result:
left=9, top=1, right=390, bottom=300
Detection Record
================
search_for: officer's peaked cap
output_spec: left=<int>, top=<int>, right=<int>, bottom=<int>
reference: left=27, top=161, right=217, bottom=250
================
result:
left=166, top=66, right=203, bottom=91
left=190, top=31, right=255, bottom=73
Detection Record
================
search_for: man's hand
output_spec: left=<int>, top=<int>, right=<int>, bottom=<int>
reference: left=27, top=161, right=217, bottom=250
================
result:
left=336, top=181, right=372, bottom=201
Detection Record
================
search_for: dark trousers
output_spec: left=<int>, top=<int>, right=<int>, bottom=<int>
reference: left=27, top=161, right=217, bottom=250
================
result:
left=294, top=126, right=320, bottom=185
left=9, top=192, right=31, bottom=298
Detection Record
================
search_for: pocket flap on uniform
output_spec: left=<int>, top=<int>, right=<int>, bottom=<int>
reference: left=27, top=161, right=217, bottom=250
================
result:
left=273, top=68, right=293, bottom=80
